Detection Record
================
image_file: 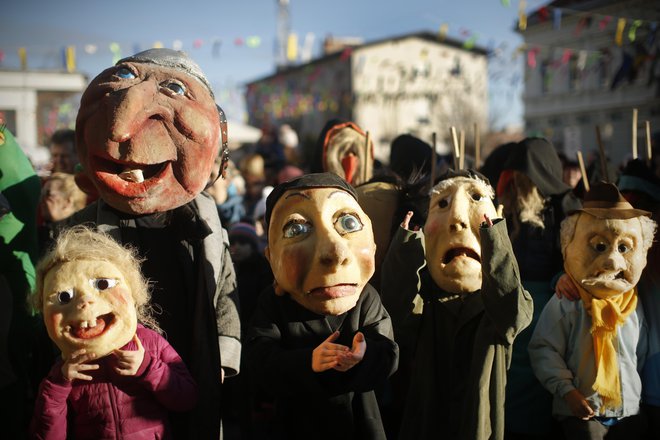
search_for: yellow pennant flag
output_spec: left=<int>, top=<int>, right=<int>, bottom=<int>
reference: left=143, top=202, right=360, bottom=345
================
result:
left=438, top=23, right=449, bottom=41
left=518, top=0, right=527, bottom=31
left=615, top=18, right=626, bottom=46
left=287, top=33, right=298, bottom=61
left=18, top=47, right=27, bottom=70
left=66, top=46, right=76, bottom=73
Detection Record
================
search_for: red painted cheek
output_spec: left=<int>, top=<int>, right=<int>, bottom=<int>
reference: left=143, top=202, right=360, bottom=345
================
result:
left=425, top=219, right=440, bottom=235
left=279, top=247, right=308, bottom=289
left=107, top=287, right=133, bottom=308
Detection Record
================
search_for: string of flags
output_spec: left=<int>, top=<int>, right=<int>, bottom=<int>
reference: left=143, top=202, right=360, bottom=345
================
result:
left=2, top=1, right=656, bottom=79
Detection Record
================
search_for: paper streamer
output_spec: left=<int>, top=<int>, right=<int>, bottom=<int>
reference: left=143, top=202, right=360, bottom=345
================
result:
left=18, top=47, right=27, bottom=70
left=65, top=46, right=75, bottom=73
left=615, top=18, right=626, bottom=46
left=628, top=20, right=642, bottom=42
left=518, top=0, right=527, bottom=31
left=109, top=42, right=121, bottom=64
left=287, top=33, right=298, bottom=61
left=553, top=9, right=562, bottom=30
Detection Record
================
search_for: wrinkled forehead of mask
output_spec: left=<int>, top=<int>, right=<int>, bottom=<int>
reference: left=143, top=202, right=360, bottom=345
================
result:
left=117, top=48, right=214, bottom=99
left=430, top=169, right=494, bottom=198
left=265, top=172, right=357, bottom=226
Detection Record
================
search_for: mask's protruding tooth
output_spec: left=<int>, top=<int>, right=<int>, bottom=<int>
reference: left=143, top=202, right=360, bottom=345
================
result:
left=119, top=169, right=145, bottom=183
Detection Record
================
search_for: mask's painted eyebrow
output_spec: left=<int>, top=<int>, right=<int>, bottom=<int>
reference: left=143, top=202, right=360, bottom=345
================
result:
left=284, top=191, right=311, bottom=200
left=327, top=190, right=353, bottom=200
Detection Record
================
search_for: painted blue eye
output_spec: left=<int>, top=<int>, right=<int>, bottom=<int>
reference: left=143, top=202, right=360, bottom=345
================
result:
left=115, top=66, right=136, bottom=79
left=336, top=213, right=363, bottom=234
left=163, top=81, right=186, bottom=95
left=90, top=278, right=117, bottom=291
left=283, top=221, right=310, bottom=238
left=58, top=289, right=74, bottom=305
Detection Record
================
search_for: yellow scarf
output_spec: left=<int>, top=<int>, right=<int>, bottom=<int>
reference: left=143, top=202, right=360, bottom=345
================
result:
left=568, top=273, right=637, bottom=411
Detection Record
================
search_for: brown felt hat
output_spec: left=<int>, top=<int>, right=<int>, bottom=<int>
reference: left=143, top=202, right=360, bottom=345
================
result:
left=570, top=182, right=651, bottom=219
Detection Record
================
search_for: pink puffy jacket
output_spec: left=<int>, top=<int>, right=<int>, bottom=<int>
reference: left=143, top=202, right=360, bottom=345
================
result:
left=31, top=325, right=198, bottom=439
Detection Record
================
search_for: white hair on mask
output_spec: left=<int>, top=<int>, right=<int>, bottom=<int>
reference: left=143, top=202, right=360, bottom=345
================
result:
left=430, top=176, right=494, bottom=199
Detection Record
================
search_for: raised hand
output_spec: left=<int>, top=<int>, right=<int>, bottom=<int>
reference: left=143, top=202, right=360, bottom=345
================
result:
left=333, top=332, right=366, bottom=372
left=555, top=273, right=580, bottom=301
left=401, top=211, right=414, bottom=230
left=113, top=334, right=145, bottom=376
left=61, top=348, right=99, bottom=381
left=312, top=331, right=349, bottom=373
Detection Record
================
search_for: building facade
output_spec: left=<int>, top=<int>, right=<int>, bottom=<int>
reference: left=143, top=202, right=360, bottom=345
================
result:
left=521, top=0, right=660, bottom=168
left=245, top=32, right=489, bottom=164
left=0, top=69, right=87, bottom=161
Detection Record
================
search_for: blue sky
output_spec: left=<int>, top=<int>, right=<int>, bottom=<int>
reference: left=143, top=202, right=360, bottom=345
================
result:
left=1, top=0, right=547, bottom=128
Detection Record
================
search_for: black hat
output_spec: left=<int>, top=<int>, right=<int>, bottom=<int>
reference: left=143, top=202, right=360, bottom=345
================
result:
left=265, top=172, right=357, bottom=226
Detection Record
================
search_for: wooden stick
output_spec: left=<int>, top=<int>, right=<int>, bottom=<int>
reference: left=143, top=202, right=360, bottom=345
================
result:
left=632, top=108, right=638, bottom=160
left=595, top=125, right=610, bottom=182
left=450, top=126, right=460, bottom=170
left=646, top=120, right=652, bottom=164
left=430, top=132, right=437, bottom=184
left=364, top=131, right=370, bottom=184
left=576, top=151, right=590, bottom=192
left=474, top=123, right=480, bottom=169
left=459, top=130, right=465, bottom=170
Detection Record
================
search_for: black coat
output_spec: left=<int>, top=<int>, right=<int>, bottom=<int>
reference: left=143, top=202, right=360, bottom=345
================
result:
left=245, top=284, right=398, bottom=440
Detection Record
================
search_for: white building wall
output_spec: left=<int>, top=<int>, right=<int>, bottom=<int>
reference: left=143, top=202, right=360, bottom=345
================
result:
left=0, top=70, right=87, bottom=151
left=353, top=38, right=488, bottom=162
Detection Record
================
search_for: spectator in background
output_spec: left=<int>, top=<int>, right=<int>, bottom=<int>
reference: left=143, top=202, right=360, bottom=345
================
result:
left=206, top=157, right=245, bottom=228
left=38, top=172, right=88, bottom=254
left=240, top=154, right=267, bottom=220
left=557, top=152, right=583, bottom=190
left=279, top=124, right=301, bottom=167
left=255, top=126, right=286, bottom=185
left=389, top=134, right=434, bottom=182
left=499, top=137, right=581, bottom=440
left=47, top=129, right=77, bottom=174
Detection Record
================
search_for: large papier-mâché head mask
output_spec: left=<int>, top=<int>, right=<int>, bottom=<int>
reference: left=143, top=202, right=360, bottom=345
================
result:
left=423, top=169, right=498, bottom=294
left=264, top=173, right=376, bottom=315
left=561, top=182, right=656, bottom=298
left=76, top=48, right=228, bottom=214
left=35, top=227, right=152, bottom=358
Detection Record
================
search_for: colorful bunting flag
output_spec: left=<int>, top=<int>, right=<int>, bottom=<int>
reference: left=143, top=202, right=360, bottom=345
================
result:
left=553, top=9, right=562, bottom=30
left=65, top=46, right=75, bottom=73
left=172, top=40, right=183, bottom=50
left=193, top=39, right=203, bottom=49
left=246, top=36, right=261, bottom=48
left=109, top=42, right=121, bottom=64
left=598, top=16, right=612, bottom=31
left=18, top=47, right=27, bottom=70
left=615, top=18, right=626, bottom=46
left=628, top=20, right=642, bottom=42
left=518, top=0, right=527, bottom=31
left=438, top=24, right=449, bottom=42
left=287, top=33, right=298, bottom=61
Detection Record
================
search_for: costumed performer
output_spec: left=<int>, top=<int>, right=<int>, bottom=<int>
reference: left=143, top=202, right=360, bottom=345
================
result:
left=381, top=168, right=533, bottom=440
left=30, top=226, right=197, bottom=439
left=58, top=48, right=240, bottom=439
left=245, top=172, right=399, bottom=439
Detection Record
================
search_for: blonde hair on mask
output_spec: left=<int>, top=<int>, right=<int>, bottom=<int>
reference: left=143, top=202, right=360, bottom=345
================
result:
left=32, top=225, right=161, bottom=333
left=560, top=213, right=658, bottom=258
